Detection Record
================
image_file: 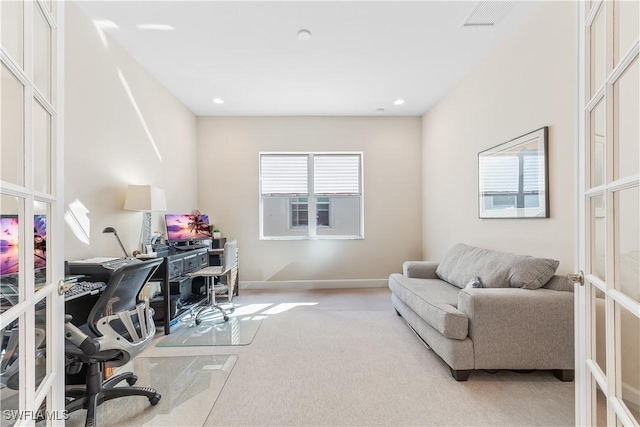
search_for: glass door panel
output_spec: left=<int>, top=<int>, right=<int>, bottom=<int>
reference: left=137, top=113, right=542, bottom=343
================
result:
left=0, top=1, right=24, bottom=67
left=614, top=187, right=639, bottom=303
left=590, top=6, right=606, bottom=98
left=0, top=317, right=22, bottom=426
left=34, top=202, right=48, bottom=287
left=1, top=64, right=25, bottom=186
left=590, top=99, right=606, bottom=188
left=34, top=4, right=52, bottom=101
left=594, top=378, right=608, bottom=426
left=33, top=99, right=52, bottom=194
left=616, top=302, right=640, bottom=424
left=613, top=58, right=639, bottom=180
left=593, top=289, right=607, bottom=374
left=591, top=194, right=606, bottom=280
left=614, top=0, right=640, bottom=65
left=1, top=195, right=21, bottom=296
left=34, top=295, right=48, bottom=392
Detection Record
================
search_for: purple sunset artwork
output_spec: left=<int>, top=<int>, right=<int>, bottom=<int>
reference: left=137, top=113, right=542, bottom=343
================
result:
left=165, top=214, right=212, bottom=241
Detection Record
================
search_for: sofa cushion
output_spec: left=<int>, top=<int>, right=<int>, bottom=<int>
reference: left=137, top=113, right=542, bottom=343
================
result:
left=435, top=244, right=559, bottom=290
left=543, top=275, right=575, bottom=292
left=388, top=274, right=468, bottom=340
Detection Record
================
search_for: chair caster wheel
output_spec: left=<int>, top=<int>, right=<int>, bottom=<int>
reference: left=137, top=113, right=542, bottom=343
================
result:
left=127, top=375, right=138, bottom=386
left=149, top=394, right=161, bottom=406
left=195, top=318, right=202, bottom=326
left=223, top=315, right=229, bottom=321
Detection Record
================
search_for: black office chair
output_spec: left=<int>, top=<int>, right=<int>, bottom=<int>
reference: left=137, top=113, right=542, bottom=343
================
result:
left=64, top=257, right=163, bottom=427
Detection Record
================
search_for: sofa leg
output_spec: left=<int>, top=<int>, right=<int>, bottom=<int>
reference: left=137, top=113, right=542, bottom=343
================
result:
left=450, top=368, right=472, bottom=381
left=552, top=369, right=574, bottom=382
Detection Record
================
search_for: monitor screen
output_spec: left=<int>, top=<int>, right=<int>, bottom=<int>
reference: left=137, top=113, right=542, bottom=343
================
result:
left=0, top=216, right=19, bottom=275
left=0, top=215, right=46, bottom=276
left=34, top=215, right=46, bottom=271
left=165, top=214, right=212, bottom=242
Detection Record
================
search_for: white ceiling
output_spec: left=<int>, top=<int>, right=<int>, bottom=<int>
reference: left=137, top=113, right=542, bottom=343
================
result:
left=75, top=1, right=542, bottom=117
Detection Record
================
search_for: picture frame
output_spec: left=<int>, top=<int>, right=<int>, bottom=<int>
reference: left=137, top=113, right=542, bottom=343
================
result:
left=478, top=127, right=549, bottom=219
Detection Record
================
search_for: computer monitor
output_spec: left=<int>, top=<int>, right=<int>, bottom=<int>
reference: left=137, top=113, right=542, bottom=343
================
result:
left=34, top=215, right=46, bottom=271
left=0, top=216, right=19, bottom=275
left=165, top=214, right=212, bottom=243
left=0, top=215, right=47, bottom=276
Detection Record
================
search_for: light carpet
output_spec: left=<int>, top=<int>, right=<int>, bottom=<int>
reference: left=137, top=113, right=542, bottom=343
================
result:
left=140, top=288, right=575, bottom=426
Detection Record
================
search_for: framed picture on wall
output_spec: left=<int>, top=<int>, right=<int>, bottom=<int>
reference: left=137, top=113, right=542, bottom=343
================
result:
left=478, top=127, right=549, bottom=219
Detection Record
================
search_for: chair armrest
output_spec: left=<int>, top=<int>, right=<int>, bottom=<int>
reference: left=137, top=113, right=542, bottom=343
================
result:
left=64, top=322, right=101, bottom=356
left=457, top=288, right=574, bottom=369
left=403, top=261, right=439, bottom=279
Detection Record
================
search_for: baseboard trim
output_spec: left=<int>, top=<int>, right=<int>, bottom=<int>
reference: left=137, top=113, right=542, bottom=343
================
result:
left=239, top=279, right=388, bottom=290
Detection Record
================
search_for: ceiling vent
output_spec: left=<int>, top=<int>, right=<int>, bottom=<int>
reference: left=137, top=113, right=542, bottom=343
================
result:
left=462, top=1, right=516, bottom=27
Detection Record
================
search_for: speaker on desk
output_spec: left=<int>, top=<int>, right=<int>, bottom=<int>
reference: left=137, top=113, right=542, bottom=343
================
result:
left=211, top=238, right=226, bottom=250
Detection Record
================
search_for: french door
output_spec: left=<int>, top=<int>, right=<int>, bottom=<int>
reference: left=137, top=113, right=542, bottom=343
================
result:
left=0, top=1, right=65, bottom=425
left=577, top=0, right=639, bottom=426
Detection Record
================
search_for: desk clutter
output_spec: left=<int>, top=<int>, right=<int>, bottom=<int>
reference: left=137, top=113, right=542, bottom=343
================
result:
left=67, top=237, right=239, bottom=336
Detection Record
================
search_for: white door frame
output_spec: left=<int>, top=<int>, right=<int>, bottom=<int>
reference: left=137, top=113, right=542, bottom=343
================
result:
left=0, top=0, right=65, bottom=425
left=576, top=1, right=640, bottom=426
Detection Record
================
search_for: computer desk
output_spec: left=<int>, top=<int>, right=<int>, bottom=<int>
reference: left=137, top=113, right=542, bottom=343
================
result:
left=149, top=246, right=210, bottom=335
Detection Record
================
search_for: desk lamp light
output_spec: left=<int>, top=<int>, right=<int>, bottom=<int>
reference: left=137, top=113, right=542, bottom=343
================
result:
left=124, top=185, right=167, bottom=253
left=102, top=227, right=128, bottom=258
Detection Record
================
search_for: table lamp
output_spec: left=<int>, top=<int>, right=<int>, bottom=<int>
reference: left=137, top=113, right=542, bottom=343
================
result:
left=102, top=227, right=128, bottom=258
left=124, top=185, right=167, bottom=253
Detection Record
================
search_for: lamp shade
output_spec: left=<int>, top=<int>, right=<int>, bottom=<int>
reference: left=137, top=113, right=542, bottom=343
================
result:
left=124, top=185, right=167, bottom=212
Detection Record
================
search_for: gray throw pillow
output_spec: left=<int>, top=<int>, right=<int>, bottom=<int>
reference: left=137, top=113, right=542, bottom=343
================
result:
left=543, top=275, right=575, bottom=293
left=435, top=244, right=559, bottom=290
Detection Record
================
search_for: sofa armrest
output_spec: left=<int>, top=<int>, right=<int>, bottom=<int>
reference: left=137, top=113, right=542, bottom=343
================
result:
left=457, top=288, right=574, bottom=369
left=403, top=261, right=439, bottom=279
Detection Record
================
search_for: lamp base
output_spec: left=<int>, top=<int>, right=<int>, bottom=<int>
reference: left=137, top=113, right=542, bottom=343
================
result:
left=142, top=211, right=152, bottom=253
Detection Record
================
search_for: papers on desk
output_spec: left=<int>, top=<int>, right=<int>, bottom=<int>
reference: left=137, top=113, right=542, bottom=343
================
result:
left=136, top=252, right=158, bottom=259
left=71, top=257, right=120, bottom=263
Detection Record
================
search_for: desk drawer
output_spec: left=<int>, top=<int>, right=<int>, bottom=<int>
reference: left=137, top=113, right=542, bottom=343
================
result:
left=183, top=254, right=199, bottom=273
left=198, top=253, right=208, bottom=268
left=168, top=259, right=183, bottom=278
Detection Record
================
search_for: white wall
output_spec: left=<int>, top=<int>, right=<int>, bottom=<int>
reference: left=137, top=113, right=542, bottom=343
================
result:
left=421, top=1, right=576, bottom=273
left=64, top=2, right=198, bottom=260
left=196, top=117, right=422, bottom=282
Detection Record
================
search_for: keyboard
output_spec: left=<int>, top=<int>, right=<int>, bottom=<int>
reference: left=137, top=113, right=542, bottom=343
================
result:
left=64, top=281, right=106, bottom=301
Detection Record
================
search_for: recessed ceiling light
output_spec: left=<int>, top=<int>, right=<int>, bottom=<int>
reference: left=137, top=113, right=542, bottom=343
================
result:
left=136, top=24, right=175, bottom=31
left=297, top=29, right=312, bottom=41
left=212, top=98, right=224, bottom=104
left=394, top=99, right=405, bottom=105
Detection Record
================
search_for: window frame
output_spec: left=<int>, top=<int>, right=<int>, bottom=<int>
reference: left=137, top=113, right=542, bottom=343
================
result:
left=259, top=152, right=364, bottom=240
left=288, top=196, right=333, bottom=229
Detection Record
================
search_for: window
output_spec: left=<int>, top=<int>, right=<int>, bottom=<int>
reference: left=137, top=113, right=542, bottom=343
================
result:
left=260, top=153, right=363, bottom=239
left=290, top=197, right=331, bottom=228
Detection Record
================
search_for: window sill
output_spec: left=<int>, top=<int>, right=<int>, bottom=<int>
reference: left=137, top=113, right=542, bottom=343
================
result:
left=260, top=235, right=364, bottom=241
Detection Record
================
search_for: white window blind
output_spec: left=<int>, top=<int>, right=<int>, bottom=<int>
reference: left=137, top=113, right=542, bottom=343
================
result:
left=523, top=155, right=544, bottom=192
left=261, top=155, right=308, bottom=195
left=479, top=156, right=519, bottom=193
left=314, top=155, right=361, bottom=195
left=480, top=154, right=544, bottom=193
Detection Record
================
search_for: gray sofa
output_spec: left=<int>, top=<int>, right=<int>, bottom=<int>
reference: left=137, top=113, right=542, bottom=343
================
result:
left=389, top=244, right=575, bottom=381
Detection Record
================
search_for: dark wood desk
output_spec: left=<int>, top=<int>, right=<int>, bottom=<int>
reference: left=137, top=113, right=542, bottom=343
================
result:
left=151, top=246, right=209, bottom=335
